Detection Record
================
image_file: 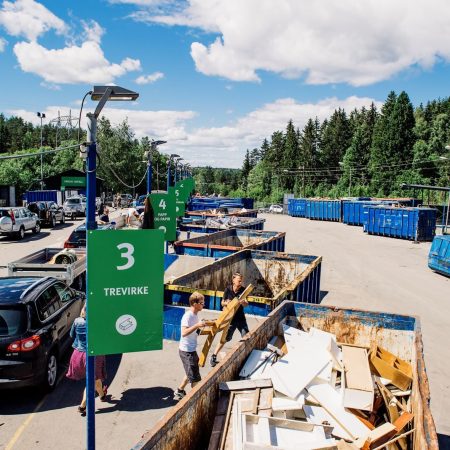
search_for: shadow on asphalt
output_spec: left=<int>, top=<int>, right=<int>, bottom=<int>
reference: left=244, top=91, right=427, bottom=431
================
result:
left=0, top=353, right=123, bottom=414
left=319, top=290, right=328, bottom=302
left=96, top=387, right=177, bottom=413
left=0, top=232, right=50, bottom=244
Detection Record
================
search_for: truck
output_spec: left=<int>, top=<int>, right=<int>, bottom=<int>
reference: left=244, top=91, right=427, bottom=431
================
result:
left=7, top=247, right=86, bottom=290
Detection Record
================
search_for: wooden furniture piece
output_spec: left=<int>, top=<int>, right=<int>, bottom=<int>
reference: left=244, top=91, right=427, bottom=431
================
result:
left=198, top=284, right=254, bottom=367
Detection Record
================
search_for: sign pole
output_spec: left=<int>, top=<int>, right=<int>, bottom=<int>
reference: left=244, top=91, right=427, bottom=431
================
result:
left=86, top=113, right=98, bottom=450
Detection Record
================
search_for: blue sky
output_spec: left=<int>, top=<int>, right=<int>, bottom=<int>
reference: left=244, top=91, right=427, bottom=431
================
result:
left=1, top=0, right=450, bottom=168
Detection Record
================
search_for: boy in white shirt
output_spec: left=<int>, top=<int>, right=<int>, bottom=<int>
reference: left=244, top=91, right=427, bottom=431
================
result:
left=174, top=292, right=206, bottom=400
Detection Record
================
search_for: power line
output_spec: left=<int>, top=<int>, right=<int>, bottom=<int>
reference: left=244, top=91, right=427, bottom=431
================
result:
left=0, top=143, right=80, bottom=161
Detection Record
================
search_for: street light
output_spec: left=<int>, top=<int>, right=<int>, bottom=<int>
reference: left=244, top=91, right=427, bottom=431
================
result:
left=167, top=153, right=179, bottom=190
left=174, top=157, right=184, bottom=184
left=339, top=162, right=352, bottom=196
left=37, top=112, right=46, bottom=190
left=85, top=85, right=138, bottom=450
left=144, top=140, right=166, bottom=194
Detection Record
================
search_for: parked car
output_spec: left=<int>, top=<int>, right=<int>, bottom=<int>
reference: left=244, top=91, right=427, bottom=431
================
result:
left=269, top=204, right=283, bottom=214
left=63, top=196, right=86, bottom=219
left=0, top=207, right=41, bottom=239
left=0, top=276, right=85, bottom=390
left=64, top=222, right=115, bottom=248
left=28, top=201, right=65, bottom=228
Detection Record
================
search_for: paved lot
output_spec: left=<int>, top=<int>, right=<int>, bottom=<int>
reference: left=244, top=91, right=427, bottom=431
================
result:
left=1, top=212, right=449, bottom=449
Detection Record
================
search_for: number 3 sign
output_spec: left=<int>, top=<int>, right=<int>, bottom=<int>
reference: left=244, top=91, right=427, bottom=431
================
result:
left=87, top=229, right=164, bottom=355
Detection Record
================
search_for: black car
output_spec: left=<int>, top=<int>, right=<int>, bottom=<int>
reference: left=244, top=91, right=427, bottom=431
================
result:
left=64, top=222, right=114, bottom=248
left=0, top=277, right=85, bottom=390
left=28, top=201, right=65, bottom=228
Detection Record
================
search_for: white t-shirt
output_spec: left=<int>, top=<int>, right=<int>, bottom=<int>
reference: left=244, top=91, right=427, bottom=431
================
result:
left=179, top=310, right=199, bottom=352
left=127, top=208, right=138, bottom=217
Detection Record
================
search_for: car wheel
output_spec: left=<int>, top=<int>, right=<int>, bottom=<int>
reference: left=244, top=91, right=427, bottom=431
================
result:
left=60, top=215, right=65, bottom=225
left=51, top=216, right=56, bottom=228
left=43, top=352, right=58, bottom=391
left=16, top=227, right=25, bottom=240
left=33, top=222, right=41, bottom=234
left=71, top=213, right=75, bottom=220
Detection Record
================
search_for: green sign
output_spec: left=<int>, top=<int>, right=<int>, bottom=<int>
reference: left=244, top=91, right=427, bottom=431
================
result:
left=185, top=177, right=195, bottom=193
left=171, top=186, right=186, bottom=217
left=175, top=180, right=191, bottom=203
left=61, top=176, right=86, bottom=187
left=150, top=190, right=177, bottom=240
left=87, top=229, right=164, bottom=356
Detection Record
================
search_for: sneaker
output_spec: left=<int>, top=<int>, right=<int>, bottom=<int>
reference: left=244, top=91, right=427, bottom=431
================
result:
left=173, top=389, right=186, bottom=400
left=210, top=354, right=218, bottom=367
left=77, top=406, right=86, bottom=416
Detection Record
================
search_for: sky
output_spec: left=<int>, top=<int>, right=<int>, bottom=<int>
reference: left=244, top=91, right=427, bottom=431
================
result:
left=1, top=0, right=450, bottom=168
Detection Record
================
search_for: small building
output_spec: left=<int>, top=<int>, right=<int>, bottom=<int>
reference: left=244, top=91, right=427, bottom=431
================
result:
left=0, top=185, right=16, bottom=206
left=43, top=169, right=104, bottom=199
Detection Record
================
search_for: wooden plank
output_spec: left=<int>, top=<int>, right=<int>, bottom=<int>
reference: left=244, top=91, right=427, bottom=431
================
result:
left=370, top=346, right=412, bottom=391
left=208, top=394, right=230, bottom=450
left=361, top=422, right=397, bottom=449
left=393, top=412, right=414, bottom=433
left=219, top=379, right=272, bottom=391
left=219, top=392, right=235, bottom=450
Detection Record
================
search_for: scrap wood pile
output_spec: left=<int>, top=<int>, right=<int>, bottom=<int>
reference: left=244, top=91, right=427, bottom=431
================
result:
left=206, top=216, right=245, bottom=229
left=208, top=324, right=414, bottom=450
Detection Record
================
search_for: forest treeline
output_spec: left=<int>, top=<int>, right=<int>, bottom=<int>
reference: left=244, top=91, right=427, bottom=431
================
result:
left=1, top=91, right=450, bottom=202
left=195, top=91, right=450, bottom=204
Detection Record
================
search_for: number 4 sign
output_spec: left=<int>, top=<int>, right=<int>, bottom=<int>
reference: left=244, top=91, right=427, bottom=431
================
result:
left=150, top=191, right=176, bottom=241
left=87, top=229, right=164, bottom=355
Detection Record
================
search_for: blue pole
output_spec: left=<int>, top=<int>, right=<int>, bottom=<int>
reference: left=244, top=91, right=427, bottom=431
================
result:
left=174, top=164, right=177, bottom=185
left=146, top=152, right=152, bottom=194
left=86, top=113, right=98, bottom=450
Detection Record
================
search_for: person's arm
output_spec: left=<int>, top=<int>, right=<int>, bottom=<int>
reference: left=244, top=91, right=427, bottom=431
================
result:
left=181, top=320, right=205, bottom=337
left=70, top=320, right=77, bottom=339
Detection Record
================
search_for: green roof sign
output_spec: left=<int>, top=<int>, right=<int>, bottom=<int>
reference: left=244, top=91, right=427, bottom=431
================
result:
left=61, top=176, right=86, bottom=187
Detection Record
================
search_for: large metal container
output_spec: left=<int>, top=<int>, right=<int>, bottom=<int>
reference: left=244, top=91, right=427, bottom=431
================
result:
left=186, top=208, right=258, bottom=219
left=306, top=199, right=342, bottom=221
left=342, top=200, right=401, bottom=226
left=188, top=197, right=254, bottom=211
left=179, top=216, right=265, bottom=233
left=174, top=229, right=286, bottom=258
left=25, top=190, right=61, bottom=204
left=287, top=198, right=307, bottom=217
left=365, top=206, right=437, bottom=241
left=137, top=300, right=437, bottom=450
left=165, top=249, right=321, bottom=316
left=428, top=235, right=450, bottom=277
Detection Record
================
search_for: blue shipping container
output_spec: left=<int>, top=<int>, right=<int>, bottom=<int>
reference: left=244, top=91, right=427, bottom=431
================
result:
left=174, top=229, right=285, bottom=258
left=179, top=217, right=265, bottom=233
left=165, top=249, right=322, bottom=316
left=365, top=206, right=437, bottom=241
left=306, top=199, right=341, bottom=221
left=428, top=235, right=450, bottom=277
left=343, top=200, right=399, bottom=226
left=288, top=198, right=307, bottom=217
left=26, top=190, right=59, bottom=203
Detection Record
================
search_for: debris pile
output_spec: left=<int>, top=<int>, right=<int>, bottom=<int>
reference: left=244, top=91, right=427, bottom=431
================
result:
left=208, top=324, right=414, bottom=450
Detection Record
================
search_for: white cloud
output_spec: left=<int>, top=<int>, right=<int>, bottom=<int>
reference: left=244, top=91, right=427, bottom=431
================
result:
left=7, top=95, right=381, bottom=168
left=0, top=36, right=7, bottom=51
left=135, top=71, right=164, bottom=84
left=131, top=0, right=450, bottom=86
left=81, top=20, right=104, bottom=45
left=40, top=81, right=61, bottom=90
left=13, top=40, right=141, bottom=84
left=0, top=0, right=66, bottom=41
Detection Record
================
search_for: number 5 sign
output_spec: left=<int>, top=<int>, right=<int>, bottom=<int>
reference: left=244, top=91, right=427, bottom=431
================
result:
left=87, top=229, right=164, bottom=355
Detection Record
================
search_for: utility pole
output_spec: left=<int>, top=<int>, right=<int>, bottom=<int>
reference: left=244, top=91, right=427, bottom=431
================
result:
left=37, top=112, right=46, bottom=190
left=302, top=165, right=305, bottom=198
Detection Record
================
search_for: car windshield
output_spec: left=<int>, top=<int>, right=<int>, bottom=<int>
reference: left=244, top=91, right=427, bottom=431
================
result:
left=66, top=198, right=80, bottom=205
left=68, top=229, right=86, bottom=245
left=0, top=305, right=27, bottom=337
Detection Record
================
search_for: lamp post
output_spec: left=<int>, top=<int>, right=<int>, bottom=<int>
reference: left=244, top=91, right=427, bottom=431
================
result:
left=167, top=153, right=179, bottom=190
left=174, top=157, right=183, bottom=184
left=85, top=85, right=138, bottom=450
left=37, top=112, right=46, bottom=190
left=145, top=140, right=166, bottom=194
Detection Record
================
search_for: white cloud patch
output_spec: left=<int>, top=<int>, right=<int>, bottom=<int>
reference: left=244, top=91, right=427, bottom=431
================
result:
left=130, top=0, right=450, bottom=86
left=13, top=40, right=141, bottom=84
left=135, top=71, right=164, bottom=84
left=7, top=95, right=381, bottom=168
left=81, top=19, right=104, bottom=44
left=0, top=36, right=7, bottom=51
left=0, top=0, right=67, bottom=41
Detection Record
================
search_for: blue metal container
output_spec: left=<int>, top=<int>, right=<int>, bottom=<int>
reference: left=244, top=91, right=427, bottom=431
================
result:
left=188, top=197, right=253, bottom=211
left=174, top=229, right=285, bottom=258
left=288, top=198, right=307, bottom=217
left=25, top=190, right=59, bottom=203
left=306, top=199, right=341, bottom=221
left=365, top=206, right=437, bottom=241
left=342, top=200, right=394, bottom=226
left=186, top=208, right=258, bottom=219
left=165, top=249, right=322, bottom=316
left=428, top=235, right=450, bottom=277
left=179, top=217, right=265, bottom=233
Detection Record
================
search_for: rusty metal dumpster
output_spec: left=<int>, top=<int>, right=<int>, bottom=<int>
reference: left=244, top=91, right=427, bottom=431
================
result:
left=179, top=216, right=265, bottom=233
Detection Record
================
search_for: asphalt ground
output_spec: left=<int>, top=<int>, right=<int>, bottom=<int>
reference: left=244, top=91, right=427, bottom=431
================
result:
left=0, top=212, right=449, bottom=449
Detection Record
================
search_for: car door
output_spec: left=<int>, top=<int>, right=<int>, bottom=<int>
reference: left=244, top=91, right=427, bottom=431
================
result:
left=35, top=285, right=66, bottom=346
